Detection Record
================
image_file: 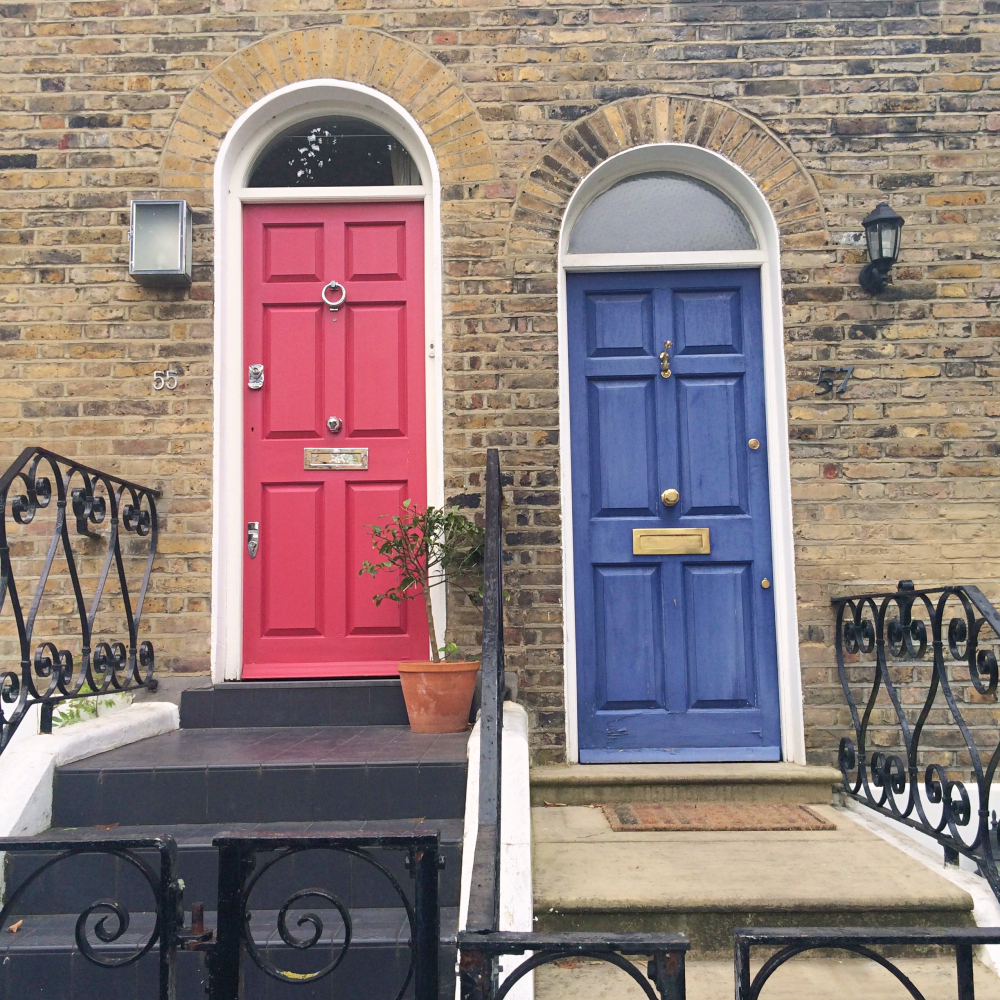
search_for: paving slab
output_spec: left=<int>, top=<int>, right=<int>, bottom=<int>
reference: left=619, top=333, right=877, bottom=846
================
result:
left=532, top=804, right=973, bottom=950
left=535, top=956, right=1000, bottom=1000
left=530, top=762, right=840, bottom=806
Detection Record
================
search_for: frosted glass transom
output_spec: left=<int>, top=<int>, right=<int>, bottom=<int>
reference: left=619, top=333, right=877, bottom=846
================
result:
left=568, top=171, right=757, bottom=254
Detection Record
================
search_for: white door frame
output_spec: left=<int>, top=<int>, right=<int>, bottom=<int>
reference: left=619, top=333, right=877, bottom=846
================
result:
left=210, top=80, right=444, bottom=683
left=558, top=143, right=806, bottom=764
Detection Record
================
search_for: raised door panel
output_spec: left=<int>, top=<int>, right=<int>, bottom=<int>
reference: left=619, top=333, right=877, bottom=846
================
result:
left=346, top=304, right=406, bottom=437
left=588, top=379, right=658, bottom=517
left=263, top=223, right=324, bottom=282
left=676, top=376, right=746, bottom=515
left=345, top=481, right=408, bottom=636
left=262, top=305, right=324, bottom=439
left=260, top=484, right=324, bottom=636
left=683, top=563, right=754, bottom=709
left=345, top=222, right=406, bottom=280
left=587, top=292, right=654, bottom=357
left=593, top=565, right=664, bottom=711
left=673, top=288, right=742, bottom=354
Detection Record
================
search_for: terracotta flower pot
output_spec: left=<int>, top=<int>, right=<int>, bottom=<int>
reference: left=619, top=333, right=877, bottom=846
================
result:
left=397, top=659, right=479, bottom=734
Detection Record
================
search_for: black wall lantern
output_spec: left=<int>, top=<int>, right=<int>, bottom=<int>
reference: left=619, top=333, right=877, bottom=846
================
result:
left=859, top=202, right=904, bottom=294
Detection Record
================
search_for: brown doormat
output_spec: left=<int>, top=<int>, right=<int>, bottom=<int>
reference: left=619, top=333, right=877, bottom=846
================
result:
left=600, top=802, right=836, bottom=832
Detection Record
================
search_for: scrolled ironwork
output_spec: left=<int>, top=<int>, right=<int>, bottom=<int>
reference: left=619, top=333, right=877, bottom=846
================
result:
left=210, top=831, right=441, bottom=1000
left=0, top=834, right=182, bottom=997
left=238, top=845, right=417, bottom=992
left=0, top=447, right=160, bottom=753
left=833, top=580, right=1000, bottom=898
left=734, top=927, right=1000, bottom=1000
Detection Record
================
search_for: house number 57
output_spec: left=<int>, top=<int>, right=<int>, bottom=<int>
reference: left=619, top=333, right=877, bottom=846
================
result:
left=152, top=370, right=180, bottom=390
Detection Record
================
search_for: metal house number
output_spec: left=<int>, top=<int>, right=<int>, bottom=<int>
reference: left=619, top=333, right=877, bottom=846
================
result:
left=152, top=369, right=181, bottom=390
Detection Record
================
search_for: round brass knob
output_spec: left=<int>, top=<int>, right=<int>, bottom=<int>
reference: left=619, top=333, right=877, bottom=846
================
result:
left=660, top=488, right=680, bottom=508
left=761, top=578, right=771, bottom=590
left=748, top=438, right=760, bottom=450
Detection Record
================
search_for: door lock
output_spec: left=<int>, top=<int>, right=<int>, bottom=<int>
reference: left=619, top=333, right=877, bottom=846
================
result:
left=326, top=416, right=343, bottom=434
left=247, top=522, right=259, bottom=559
left=660, top=488, right=680, bottom=508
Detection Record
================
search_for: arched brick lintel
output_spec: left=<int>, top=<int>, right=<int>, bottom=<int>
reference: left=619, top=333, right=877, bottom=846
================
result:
left=508, top=95, right=830, bottom=266
left=158, top=25, right=498, bottom=199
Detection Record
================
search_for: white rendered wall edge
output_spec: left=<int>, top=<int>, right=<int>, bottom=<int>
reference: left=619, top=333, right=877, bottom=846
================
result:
left=0, top=703, right=179, bottom=841
left=839, top=801, right=1000, bottom=977
left=459, top=703, right=534, bottom=1000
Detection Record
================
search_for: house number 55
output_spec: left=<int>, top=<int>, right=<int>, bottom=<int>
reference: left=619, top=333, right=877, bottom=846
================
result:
left=152, top=370, right=180, bottom=390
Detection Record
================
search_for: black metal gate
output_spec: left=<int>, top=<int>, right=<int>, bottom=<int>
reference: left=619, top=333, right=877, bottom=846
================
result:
left=0, top=829, right=442, bottom=1000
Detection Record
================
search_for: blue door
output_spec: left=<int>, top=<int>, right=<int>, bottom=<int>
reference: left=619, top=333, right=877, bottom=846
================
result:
left=568, top=268, right=781, bottom=762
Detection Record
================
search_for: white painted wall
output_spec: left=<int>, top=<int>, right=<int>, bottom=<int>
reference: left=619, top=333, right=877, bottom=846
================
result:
left=459, top=702, right=534, bottom=1000
left=0, top=703, right=179, bottom=841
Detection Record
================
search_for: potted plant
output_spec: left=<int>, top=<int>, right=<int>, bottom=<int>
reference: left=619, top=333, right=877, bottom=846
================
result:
left=360, top=500, right=484, bottom=733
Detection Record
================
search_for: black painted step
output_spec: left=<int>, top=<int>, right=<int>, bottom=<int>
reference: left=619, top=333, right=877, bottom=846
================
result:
left=4, top=820, right=463, bottom=915
left=0, top=906, right=458, bottom=1000
left=53, top=726, right=468, bottom=827
left=180, top=679, right=410, bottom=729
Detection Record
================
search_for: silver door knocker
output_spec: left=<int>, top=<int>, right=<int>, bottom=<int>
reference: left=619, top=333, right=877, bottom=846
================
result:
left=321, top=280, right=347, bottom=320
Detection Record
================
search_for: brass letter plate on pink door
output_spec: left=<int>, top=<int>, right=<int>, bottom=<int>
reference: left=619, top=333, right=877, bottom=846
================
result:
left=303, top=448, right=368, bottom=471
left=632, top=528, right=711, bottom=556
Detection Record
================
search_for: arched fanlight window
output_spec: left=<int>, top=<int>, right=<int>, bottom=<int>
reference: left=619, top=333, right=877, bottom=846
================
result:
left=568, top=171, right=757, bottom=254
left=248, top=116, right=421, bottom=188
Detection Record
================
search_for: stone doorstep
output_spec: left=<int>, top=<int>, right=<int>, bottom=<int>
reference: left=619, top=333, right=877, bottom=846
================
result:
left=531, top=805, right=975, bottom=956
left=534, top=956, right=1000, bottom=1000
left=529, top=762, right=841, bottom=807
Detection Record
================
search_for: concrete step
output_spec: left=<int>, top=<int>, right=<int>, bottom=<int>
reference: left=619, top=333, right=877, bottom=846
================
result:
left=535, top=955, right=1000, bottom=1000
left=4, top=819, right=463, bottom=914
left=532, top=804, right=975, bottom=956
left=530, top=762, right=840, bottom=807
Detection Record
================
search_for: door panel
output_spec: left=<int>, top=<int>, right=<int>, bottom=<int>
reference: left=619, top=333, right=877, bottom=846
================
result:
left=243, top=201, right=426, bottom=678
left=569, top=268, right=780, bottom=761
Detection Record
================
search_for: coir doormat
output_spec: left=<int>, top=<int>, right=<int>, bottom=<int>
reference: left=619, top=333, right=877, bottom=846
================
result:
left=600, top=802, right=836, bottom=832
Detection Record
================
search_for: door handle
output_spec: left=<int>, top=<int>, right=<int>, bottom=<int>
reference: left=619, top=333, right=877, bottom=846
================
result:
left=660, top=488, right=680, bottom=508
left=247, top=521, right=259, bottom=559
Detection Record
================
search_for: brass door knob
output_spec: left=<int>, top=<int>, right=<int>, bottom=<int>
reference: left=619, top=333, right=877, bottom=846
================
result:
left=660, top=488, right=680, bottom=508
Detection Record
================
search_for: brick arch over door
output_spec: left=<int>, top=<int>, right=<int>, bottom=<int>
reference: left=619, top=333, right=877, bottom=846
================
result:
left=158, top=25, right=497, bottom=199
left=508, top=95, right=829, bottom=265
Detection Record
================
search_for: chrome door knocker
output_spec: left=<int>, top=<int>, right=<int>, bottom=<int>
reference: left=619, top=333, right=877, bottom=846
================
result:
left=321, top=280, right=347, bottom=320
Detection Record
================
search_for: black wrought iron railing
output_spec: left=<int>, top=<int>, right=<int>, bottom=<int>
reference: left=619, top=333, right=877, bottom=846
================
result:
left=457, top=448, right=690, bottom=1000
left=0, top=448, right=159, bottom=753
left=735, top=927, right=1000, bottom=1000
left=833, top=580, right=1000, bottom=898
left=0, top=828, right=443, bottom=1000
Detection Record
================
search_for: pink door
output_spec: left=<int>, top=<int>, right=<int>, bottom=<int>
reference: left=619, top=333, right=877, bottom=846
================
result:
left=242, top=202, right=427, bottom=678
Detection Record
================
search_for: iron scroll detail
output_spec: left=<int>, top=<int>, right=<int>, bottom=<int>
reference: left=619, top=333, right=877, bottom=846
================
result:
left=832, top=580, right=1000, bottom=900
left=0, top=834, right=182, bottom=998
left=0, top=447, right=160, bottom=754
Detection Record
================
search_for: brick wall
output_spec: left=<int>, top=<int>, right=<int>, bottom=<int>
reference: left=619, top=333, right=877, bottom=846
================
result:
left=2, top=0, right=999, bottom=766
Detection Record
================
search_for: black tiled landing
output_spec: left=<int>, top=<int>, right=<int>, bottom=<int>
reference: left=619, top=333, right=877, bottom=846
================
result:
left=180, top=679, right=409, bottom=729
left=53, top=726, right=469, bottom=827
left=5, top=820, right=464, bottom=915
